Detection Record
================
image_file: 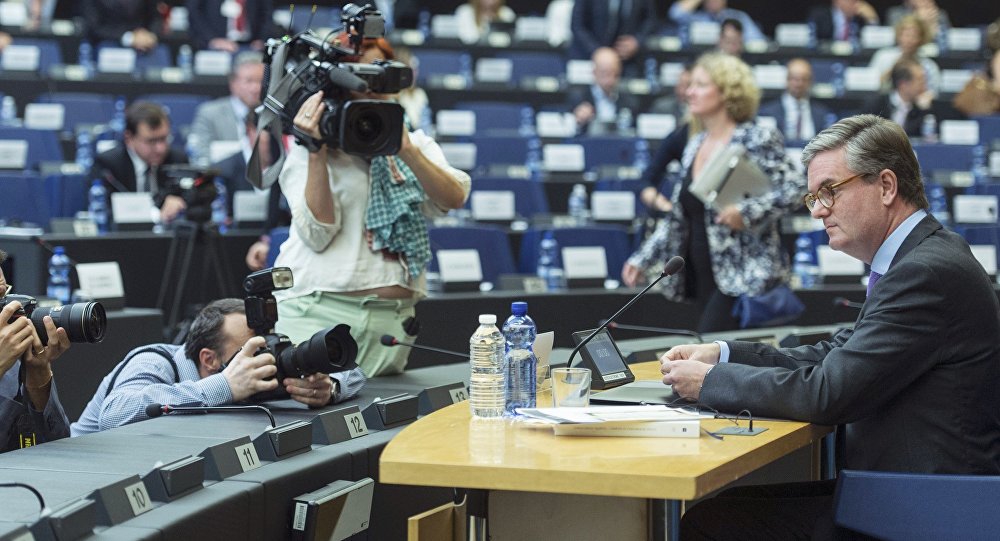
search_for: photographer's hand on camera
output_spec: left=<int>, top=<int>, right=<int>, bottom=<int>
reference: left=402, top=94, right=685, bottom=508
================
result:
left=1, top=301, right=70, bottom=410
left=160, top=194, right=187, bottom=224
left=283, top=373, right=336, bottom=408
left=396, top=122, right=467, bottom=210
left=221, top=336, right=279, bottom=401
left=0, top=301, right=34, bottom=377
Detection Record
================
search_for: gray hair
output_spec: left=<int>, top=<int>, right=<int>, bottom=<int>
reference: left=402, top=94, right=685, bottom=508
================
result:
left=231, top=51, right=263, bottom=75
left=801, top=114, right=929, bottom=209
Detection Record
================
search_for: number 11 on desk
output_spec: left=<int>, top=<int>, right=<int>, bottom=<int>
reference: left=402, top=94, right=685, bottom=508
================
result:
left=235, top=442, right=261, bottom=472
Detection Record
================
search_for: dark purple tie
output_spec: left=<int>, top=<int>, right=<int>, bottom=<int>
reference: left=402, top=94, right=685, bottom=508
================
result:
left=866, top=270, right=882, bottom=297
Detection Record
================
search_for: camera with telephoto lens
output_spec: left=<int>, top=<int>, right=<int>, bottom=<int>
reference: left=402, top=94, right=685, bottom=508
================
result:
left=1, top=294, right=107, bottom=346
left=234, top=267, right=358, bottom=401
left=155, top=165, right=219, bottom=224
left=262, top=3, right=412, bottom=156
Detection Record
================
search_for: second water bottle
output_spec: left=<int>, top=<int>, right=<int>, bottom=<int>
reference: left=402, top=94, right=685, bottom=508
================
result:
left=503, top=302, right=536, bottom=415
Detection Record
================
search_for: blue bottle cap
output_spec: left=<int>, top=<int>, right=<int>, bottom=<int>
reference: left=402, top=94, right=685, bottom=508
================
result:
left=511, top=301, right=527, bottom=316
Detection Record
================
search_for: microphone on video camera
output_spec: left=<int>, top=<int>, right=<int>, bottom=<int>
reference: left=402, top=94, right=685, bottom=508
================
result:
left=567, top=256, right=686, bottom=368
left=145, top=403, right=276, bottom=428
left=380, top=335, right=470, bottom=360
left=833, top=297, right=864, bottom=310
left=328, top=66, right=369, bottom=93
left=602, top=322, right=704, bottom=344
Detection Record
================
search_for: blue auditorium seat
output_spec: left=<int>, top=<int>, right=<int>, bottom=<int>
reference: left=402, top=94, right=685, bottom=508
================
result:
left=834, top=470, right=1000, bottom=541
left=471, top=134, right=532, bottom=170
left=45, top=173, right=90, bottom=219
left=0, top=127, right=63, bottom=169
left=1, top=38, right=63, bottom=74
left=413, top=49, right=470, bottom=86
left=465, top=176, right=550, bottom=220
left=0, top=172, right=49, bottom=225
left=577, top=136, right=639, bottom=170
left=427, top=225, right=517, bottom=285
left=454, top=101, right=533, bottom=135
left=911, top=143, right=975, bottom=177
left=136, top=93, right=211, bottom=137
left=266, top=226, right=290, bottom=267
left=37, top=92, right=115, bottom=131
left=518, top=225, right=631, bottom=278
left=977, top=115, right=1000, bottom=145
left=496, top=51, right=566, bottom=84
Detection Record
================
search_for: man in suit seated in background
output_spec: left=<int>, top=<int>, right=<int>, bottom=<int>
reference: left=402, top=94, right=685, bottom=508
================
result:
left=662, top=114, right=1000, bottom=539
left=186, top=0, right=274, bottom=53
left=759, top=58, right=835, bottom=143
left=90, top=101, right=189, bottom=224
left=864, top=59, right=931, bottom=137
left=187, top=51, right=264, bottom=167
left=71, top=298, right=366, bottom=436
left=808, top=0, right=879, bottom=42
left=568, top=47, right=640, bottom=136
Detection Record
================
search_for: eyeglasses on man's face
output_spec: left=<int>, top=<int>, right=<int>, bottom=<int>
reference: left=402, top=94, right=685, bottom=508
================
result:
left=803, top=173, right=865, bottom=211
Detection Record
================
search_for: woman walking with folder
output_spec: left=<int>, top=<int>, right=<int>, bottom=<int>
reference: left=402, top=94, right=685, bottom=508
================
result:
left=622, top=53, right=805, bottom=332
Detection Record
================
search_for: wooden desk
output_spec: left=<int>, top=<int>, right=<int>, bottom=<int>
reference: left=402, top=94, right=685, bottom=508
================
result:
left=380, top=362, right=831, bottom=540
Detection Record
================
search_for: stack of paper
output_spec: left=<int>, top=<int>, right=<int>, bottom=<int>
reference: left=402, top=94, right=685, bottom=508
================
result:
left=515, top=405, right=702, bottom=438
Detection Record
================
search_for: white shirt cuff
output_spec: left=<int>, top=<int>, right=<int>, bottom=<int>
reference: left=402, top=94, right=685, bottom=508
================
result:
left=715, top=340, right=731, bottom=363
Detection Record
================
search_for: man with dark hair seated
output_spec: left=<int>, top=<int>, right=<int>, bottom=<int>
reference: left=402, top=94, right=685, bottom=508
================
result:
left=71, top=298, right=365, bottom=436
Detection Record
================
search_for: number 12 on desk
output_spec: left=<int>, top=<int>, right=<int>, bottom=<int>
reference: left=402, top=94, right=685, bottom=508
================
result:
left=235, top=442, right=262, bottom=472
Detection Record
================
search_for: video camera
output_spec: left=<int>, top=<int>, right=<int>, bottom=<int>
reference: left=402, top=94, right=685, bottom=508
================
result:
left=261, top=3, right=412, bottom=156
left=156, top=165, right=219, bottom=224
left=236, top=267, right=358, bottom=401
left=1, top=294, right=107, bottom=346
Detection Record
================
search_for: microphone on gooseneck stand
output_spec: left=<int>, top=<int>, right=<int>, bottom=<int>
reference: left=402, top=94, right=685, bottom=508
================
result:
left=145, top=403, right=277, bottom=428
left=567, top=256, right=686, bottom=368
left=603, top=321, right=704, bottom=344
left=380, top=335, right=470, bottom=360
left=833, top=297, right=864, bottom=310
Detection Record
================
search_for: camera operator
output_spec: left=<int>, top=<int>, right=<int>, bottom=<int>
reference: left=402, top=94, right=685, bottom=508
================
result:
left=272, top=37, right=471, bottom=378
left=70, top=299, right=365, bottom=436
left=0, top=250, right=71, bottom=452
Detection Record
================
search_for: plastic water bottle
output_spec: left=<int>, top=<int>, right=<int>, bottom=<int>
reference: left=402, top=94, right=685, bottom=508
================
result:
left=921, top=114, right=937, bottom=143
left=525, top=137, right=542, bottom=179
left=973, top=145, right=989, bottom=184
left=518, top=106, right=535, bottom=137
left=177, top=44, right=193, bottom=80
left=502, top=302, right=537, bottom=415
left=459, top=53, right=473, bottom=86
left=616, top=107, right=633, bottom=135
left=0, top=96, right=18, bottom=126
left=645, top=57, right=660, bottom=92
left=47, top=246, right=72, bottom=304
left=417, top=10, right=431, bottom=39
left=88, top=180, right=108, bottom=233
left=928, top=184, right=950, bottom=226
left=792, top=233, right=819, bottom=289
left=75, top=129, right=94, bottom=170
left=633, top=139, right=650, bottom=172
left=537, top=231, right=563, bottom=291
left=78, top=41, right=95, bottom=79
left=110, top=96, right=126, bottom=137
left=568, top=184, right=589, bottom=225
left=469, top=314, right=505, bottom=418
left=212, top=179, right=228, bottom=230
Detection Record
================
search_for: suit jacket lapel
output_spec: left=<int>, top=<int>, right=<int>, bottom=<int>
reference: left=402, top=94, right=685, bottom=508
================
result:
left=891, top=214, right=942, bottom=268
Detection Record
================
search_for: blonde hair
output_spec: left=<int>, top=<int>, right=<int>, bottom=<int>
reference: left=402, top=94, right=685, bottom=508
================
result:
left=694, top=52, right=760, bottom=123
left=896, top=14, right=930, bottom=47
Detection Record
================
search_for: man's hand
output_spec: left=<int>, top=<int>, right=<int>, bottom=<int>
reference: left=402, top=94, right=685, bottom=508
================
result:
left=23, top=315, right=69, bottom=372
left=283, top=373, right=336, bottom=408
left=573, top=102, right=595, bottom=126
left=614, top=35, right=640, bottom=61
left=160, top=195, right=187, bottom=224
left=0, top=301, right=34, bottom=377
left=221, top=336, right=279, bottom=402
left=131, top=28, right=158, bottom=52
left=660, top=343, right=721, bottom=399
left=294, top=90, right=326, bottom=141
left=621, top=262, right=645, bottom=288
left=245, top=240, right=270, bottom=271
left=661, top=343, right=722, bottom=365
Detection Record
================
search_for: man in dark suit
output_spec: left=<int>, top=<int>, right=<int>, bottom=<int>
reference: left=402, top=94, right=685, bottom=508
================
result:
left=82, top=0, right=160, bottom=52
left=570, top=0, right=657, bottom=75
left=864, top=59, right=931, bottom=137
left=185, top=0, right=273, bottom=52
left=90, top=102, right=188, bottom=223
left=567, top=47, right=641, bottom=136
left=759, top=58, right=835, bottom=143
left=808, top=0, right=880, bottom=41
left=663, top=114, right=1000, bottom=539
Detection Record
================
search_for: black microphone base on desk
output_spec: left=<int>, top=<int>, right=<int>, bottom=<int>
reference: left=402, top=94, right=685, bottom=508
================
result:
left=142, top=455, right=205, bottom=502
left=362, top=394, right=419, bottom=430
left=30, top=498, right=95, bottom=541
left=253, top=420, right=314, bottom=462
left=418, top=382, right=468, bottom=415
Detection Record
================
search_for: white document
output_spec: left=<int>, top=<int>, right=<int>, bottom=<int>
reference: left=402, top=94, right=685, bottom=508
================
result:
left=775, top=24, right=811, bottom=47
left=194, top=50, right=232, bottom=76
left=97, top=47, right=136, bottom=74
left=516, top=405, right=702, bottom=438
left=439, top=142, right=476, bottom=171
left=0, top=140, right=29, bottom=169
left=233, top=191, right=269, bottom=222
left=24, top=103, right=65, bottom=131
left=562, top=246, right=607, bottom=279
left=535, top=112, right=577, bottom=138
left=543, top=144, right=584, bottom=172
left=475, top=57, right=513, bottom=84
left=435, top=110, right=476, bottom=136
left=76, top=262, right=125, bottom=300
left=844, top=67, right=880, bottom=91
left=565, top=59, right=594, bottom=85
left=110, top=192, right=155, bottom=224
left=636, top=114, right=676, bottom=140
left=590, top=191, right=636, bottom=221
left=860, top=26, right=895, bottom=49
left=1, top=44, right=41, bottom=71
left=209, top=141, right=242, bottom=163
left=817, top=245, right=865, bottom=276
left=939, top=120, right=979, bottom=145
left=969, top=245, right=998, bottom=276
left=436, top=249, right=483, bottom=283
left=754, top=65, right=787, bottom=90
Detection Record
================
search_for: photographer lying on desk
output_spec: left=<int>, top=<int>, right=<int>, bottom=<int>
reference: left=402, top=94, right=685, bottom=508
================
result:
left=659, top=115, right=1000, bottom=539
left=0, top=249, right=71, bottom=452
left=71, top=296, right=366, bottom=436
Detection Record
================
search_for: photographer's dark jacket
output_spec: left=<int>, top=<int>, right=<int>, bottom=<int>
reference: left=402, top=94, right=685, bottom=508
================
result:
left=1, top=361, right=69, bottom=452
left=70, top=344, right=366, bottom=436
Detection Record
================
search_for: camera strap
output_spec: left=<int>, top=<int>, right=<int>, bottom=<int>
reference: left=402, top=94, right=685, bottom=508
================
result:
left=104, top=345, right=179, bottom=398
left=247, top=39, right=299, bottom=190
left=3, top=363, right=39, bottom=451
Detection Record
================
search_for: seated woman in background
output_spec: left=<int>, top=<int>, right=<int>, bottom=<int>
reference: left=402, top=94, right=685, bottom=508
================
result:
left=622, top=53, right=805, bottom=333
left=954, top=48, right=1000, bottom=117
left=886, top=0, right=950, bottom=41
left=869, top=15, right=941, bottom=97
left=455, top=0, right=516, bottom=44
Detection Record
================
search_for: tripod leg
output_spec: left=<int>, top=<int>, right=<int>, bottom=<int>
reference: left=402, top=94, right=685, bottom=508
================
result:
left=157, top=231, right=183, bottom=309
left=169, top=222, right=198, bottom=330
